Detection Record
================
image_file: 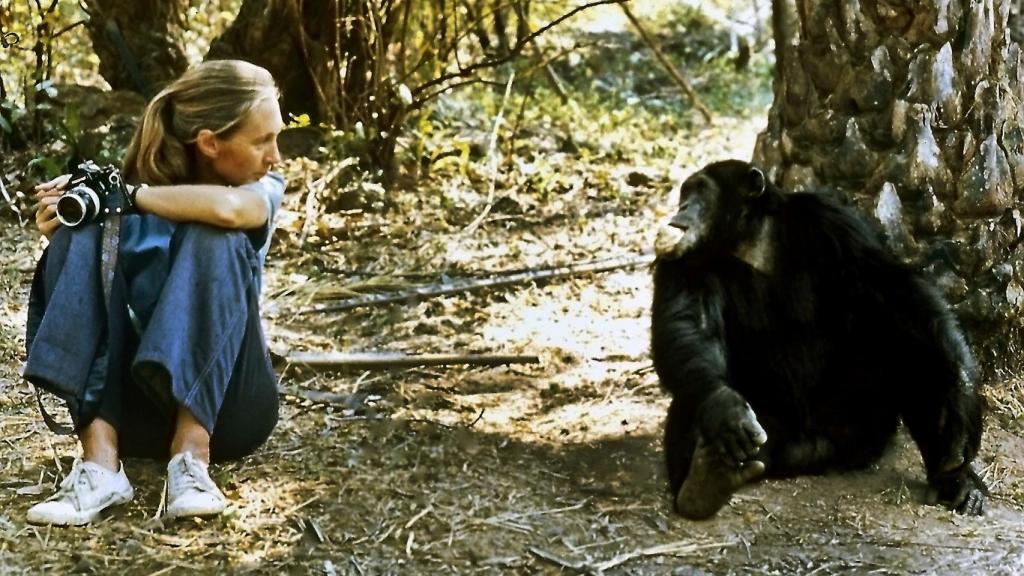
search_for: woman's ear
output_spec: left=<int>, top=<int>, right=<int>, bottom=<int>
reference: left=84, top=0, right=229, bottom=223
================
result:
left=194, top=129, right=220, bottom=160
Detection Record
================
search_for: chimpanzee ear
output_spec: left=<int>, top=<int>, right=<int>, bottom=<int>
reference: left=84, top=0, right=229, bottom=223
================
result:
left=747, top=167, right=766, bottom=198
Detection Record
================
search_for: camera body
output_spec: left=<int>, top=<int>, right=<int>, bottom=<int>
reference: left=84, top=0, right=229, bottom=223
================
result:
left=55, top=161, right=132, bottom=228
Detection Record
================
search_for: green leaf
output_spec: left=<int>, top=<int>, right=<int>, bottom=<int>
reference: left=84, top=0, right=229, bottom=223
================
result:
left=64, top=104, right=80, bottom=137
left=27, top=157, right=62, bottom=180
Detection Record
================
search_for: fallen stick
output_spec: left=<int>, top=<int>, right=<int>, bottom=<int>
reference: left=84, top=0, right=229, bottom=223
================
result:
left=528, top=547, right=587, bottom=573
left=280, top=386, right=364, bottom=408
left=530, top=539, right=737, bottom=575
left=301, top=253, right=655, bottom=314
left=592, top=540, right=738, bottom=573
left=285, top=351, right=540, bottom=369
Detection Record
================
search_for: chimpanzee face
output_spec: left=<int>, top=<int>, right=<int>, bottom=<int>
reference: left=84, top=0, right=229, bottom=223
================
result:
left=654, top=172, right=719, bottom=260
left=654, top=160, right=767, bottom=261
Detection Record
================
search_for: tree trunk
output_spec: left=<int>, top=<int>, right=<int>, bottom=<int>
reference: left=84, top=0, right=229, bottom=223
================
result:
left=1009, top=0, right=1024, bottom=43
left=83, top=0, right=189, bottom=96
left=205, top=0, right=335, bottom=124
left=207, top=0, right=405, bottom=177
left=756, top=0, right=1024, bottom=375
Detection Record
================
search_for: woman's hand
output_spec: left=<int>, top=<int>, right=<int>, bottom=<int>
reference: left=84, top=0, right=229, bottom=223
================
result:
left=34, top=174, right=70, bottom=240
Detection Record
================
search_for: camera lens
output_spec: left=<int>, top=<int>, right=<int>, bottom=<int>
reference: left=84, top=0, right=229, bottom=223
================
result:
left=56, top=185, right=101, bottom=227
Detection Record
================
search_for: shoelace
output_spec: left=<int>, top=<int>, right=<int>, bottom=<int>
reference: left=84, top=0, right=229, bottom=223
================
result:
left=171, top=455, right=218, bottom=496
left=48, top=461, right=100, bottom=509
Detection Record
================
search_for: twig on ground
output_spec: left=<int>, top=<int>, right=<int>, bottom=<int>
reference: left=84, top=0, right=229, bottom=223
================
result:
left=349, top=556, right=366, bottom=576
left=404, top=504, right=434, bottom=530
left=301, top=253, right=655, bottom=314
left=284, top=351, right=540, bottom=370
left=279, top=385, right=366, bottom=408
left=465, top=408, right=485, bottom=428
left=529, top=546, right=587, bottom=572
left=591, top=540, right=738, bottom=572
left=282, top=495, right=320, bottom=517
left=531, top=539, right=737, bottom=575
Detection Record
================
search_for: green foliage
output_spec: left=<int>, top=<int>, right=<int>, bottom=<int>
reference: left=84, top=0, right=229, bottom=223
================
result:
left=287, top=113, right=312, bottom=129
left=1, top=0, right=773, bottom=226
left=0, top=1, right=93, bottom=103
left=543, top=9, right=772, bottom=117
left=0, top=98, right=24, bottom=134
left=408, top=3, right=771, bottom=165
left=26, top=155, right=61, bottom=180
left=181, top=0, right=243, bottom=64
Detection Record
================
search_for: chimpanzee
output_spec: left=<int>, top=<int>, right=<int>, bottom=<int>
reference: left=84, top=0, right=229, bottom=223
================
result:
left=651, top=159, right=987, bottom=519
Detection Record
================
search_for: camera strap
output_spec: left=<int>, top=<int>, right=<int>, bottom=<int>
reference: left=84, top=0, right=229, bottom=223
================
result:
left=99, top=213, right=121, bottom=306
left=34, top=393, right=73, bottom=435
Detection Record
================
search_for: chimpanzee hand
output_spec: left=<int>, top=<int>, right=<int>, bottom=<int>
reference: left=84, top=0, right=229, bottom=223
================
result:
left=697, top=387, right=768, bottom=467
left=927, top=464, right=987, bottom=516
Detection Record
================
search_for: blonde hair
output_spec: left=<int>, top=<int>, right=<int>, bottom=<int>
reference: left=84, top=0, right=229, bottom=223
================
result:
left=122, top=59, right=279, bottom=185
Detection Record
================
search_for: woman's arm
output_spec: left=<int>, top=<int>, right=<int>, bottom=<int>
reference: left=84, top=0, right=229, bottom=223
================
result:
left=33, top=176, right=272, bottom=241
left=33, top=180, right=271, bottom=241
left=134, top=184, right=269, bottom=229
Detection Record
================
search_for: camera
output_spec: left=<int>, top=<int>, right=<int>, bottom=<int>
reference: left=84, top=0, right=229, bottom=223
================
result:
left=55, top=161, right=132, bottom=228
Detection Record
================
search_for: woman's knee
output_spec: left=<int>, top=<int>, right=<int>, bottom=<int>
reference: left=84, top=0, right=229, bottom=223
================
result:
left=170, top=223, right=258, bottom=276
left=173, top=223, right=251, bottom=253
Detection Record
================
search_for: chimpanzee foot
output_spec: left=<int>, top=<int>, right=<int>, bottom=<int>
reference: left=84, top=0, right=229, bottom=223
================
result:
left=926, top=464, right=988, bottom=516
left=675, top=436, right=765, bottom=520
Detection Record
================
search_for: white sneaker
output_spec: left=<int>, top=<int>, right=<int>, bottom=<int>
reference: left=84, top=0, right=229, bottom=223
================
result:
left=164, top=452, right=227, bottom=519
left=26, top=459, right=134, bottom=526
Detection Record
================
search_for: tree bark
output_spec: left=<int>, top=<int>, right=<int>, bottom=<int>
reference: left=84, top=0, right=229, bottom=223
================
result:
left=205, top=0, right=336, bottom=124
left=756, top=0, right=1024, bottom=374
left=83, top=0, right=189, bottom=96
left=207, top=0, right=406, bottom=175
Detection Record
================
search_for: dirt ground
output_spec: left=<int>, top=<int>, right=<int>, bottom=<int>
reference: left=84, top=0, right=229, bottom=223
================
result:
left=3, top=109, right=1024, bottom=576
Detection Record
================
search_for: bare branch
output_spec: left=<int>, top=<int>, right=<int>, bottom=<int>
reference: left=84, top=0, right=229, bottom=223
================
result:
left=619, top=2, right=712, bottom=123
left=461, top=71, right=516, bottom=236
left=412, top=0, right=624, bottom=98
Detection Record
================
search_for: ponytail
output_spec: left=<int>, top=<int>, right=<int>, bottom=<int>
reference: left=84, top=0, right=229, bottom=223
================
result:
left=121, top=60, right=279, bottom=185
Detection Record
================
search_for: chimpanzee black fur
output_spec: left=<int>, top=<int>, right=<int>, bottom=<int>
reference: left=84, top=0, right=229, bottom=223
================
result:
left=651, top=159, right=987, bottom=519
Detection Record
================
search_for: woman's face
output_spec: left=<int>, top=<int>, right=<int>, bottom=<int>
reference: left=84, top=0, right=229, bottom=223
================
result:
left=199, top=98, right=284, bottom=186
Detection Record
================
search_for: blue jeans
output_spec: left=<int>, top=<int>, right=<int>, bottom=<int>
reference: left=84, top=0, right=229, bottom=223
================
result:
left=25, top=220, right=278, bottom=463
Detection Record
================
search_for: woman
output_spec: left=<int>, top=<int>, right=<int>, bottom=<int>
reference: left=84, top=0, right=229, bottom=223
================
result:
left=24, top=59, right=285, bottom=526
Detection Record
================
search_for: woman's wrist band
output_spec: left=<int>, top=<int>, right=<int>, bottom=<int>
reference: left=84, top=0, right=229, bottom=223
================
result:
left=128, top=183, right=148, bottom=209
